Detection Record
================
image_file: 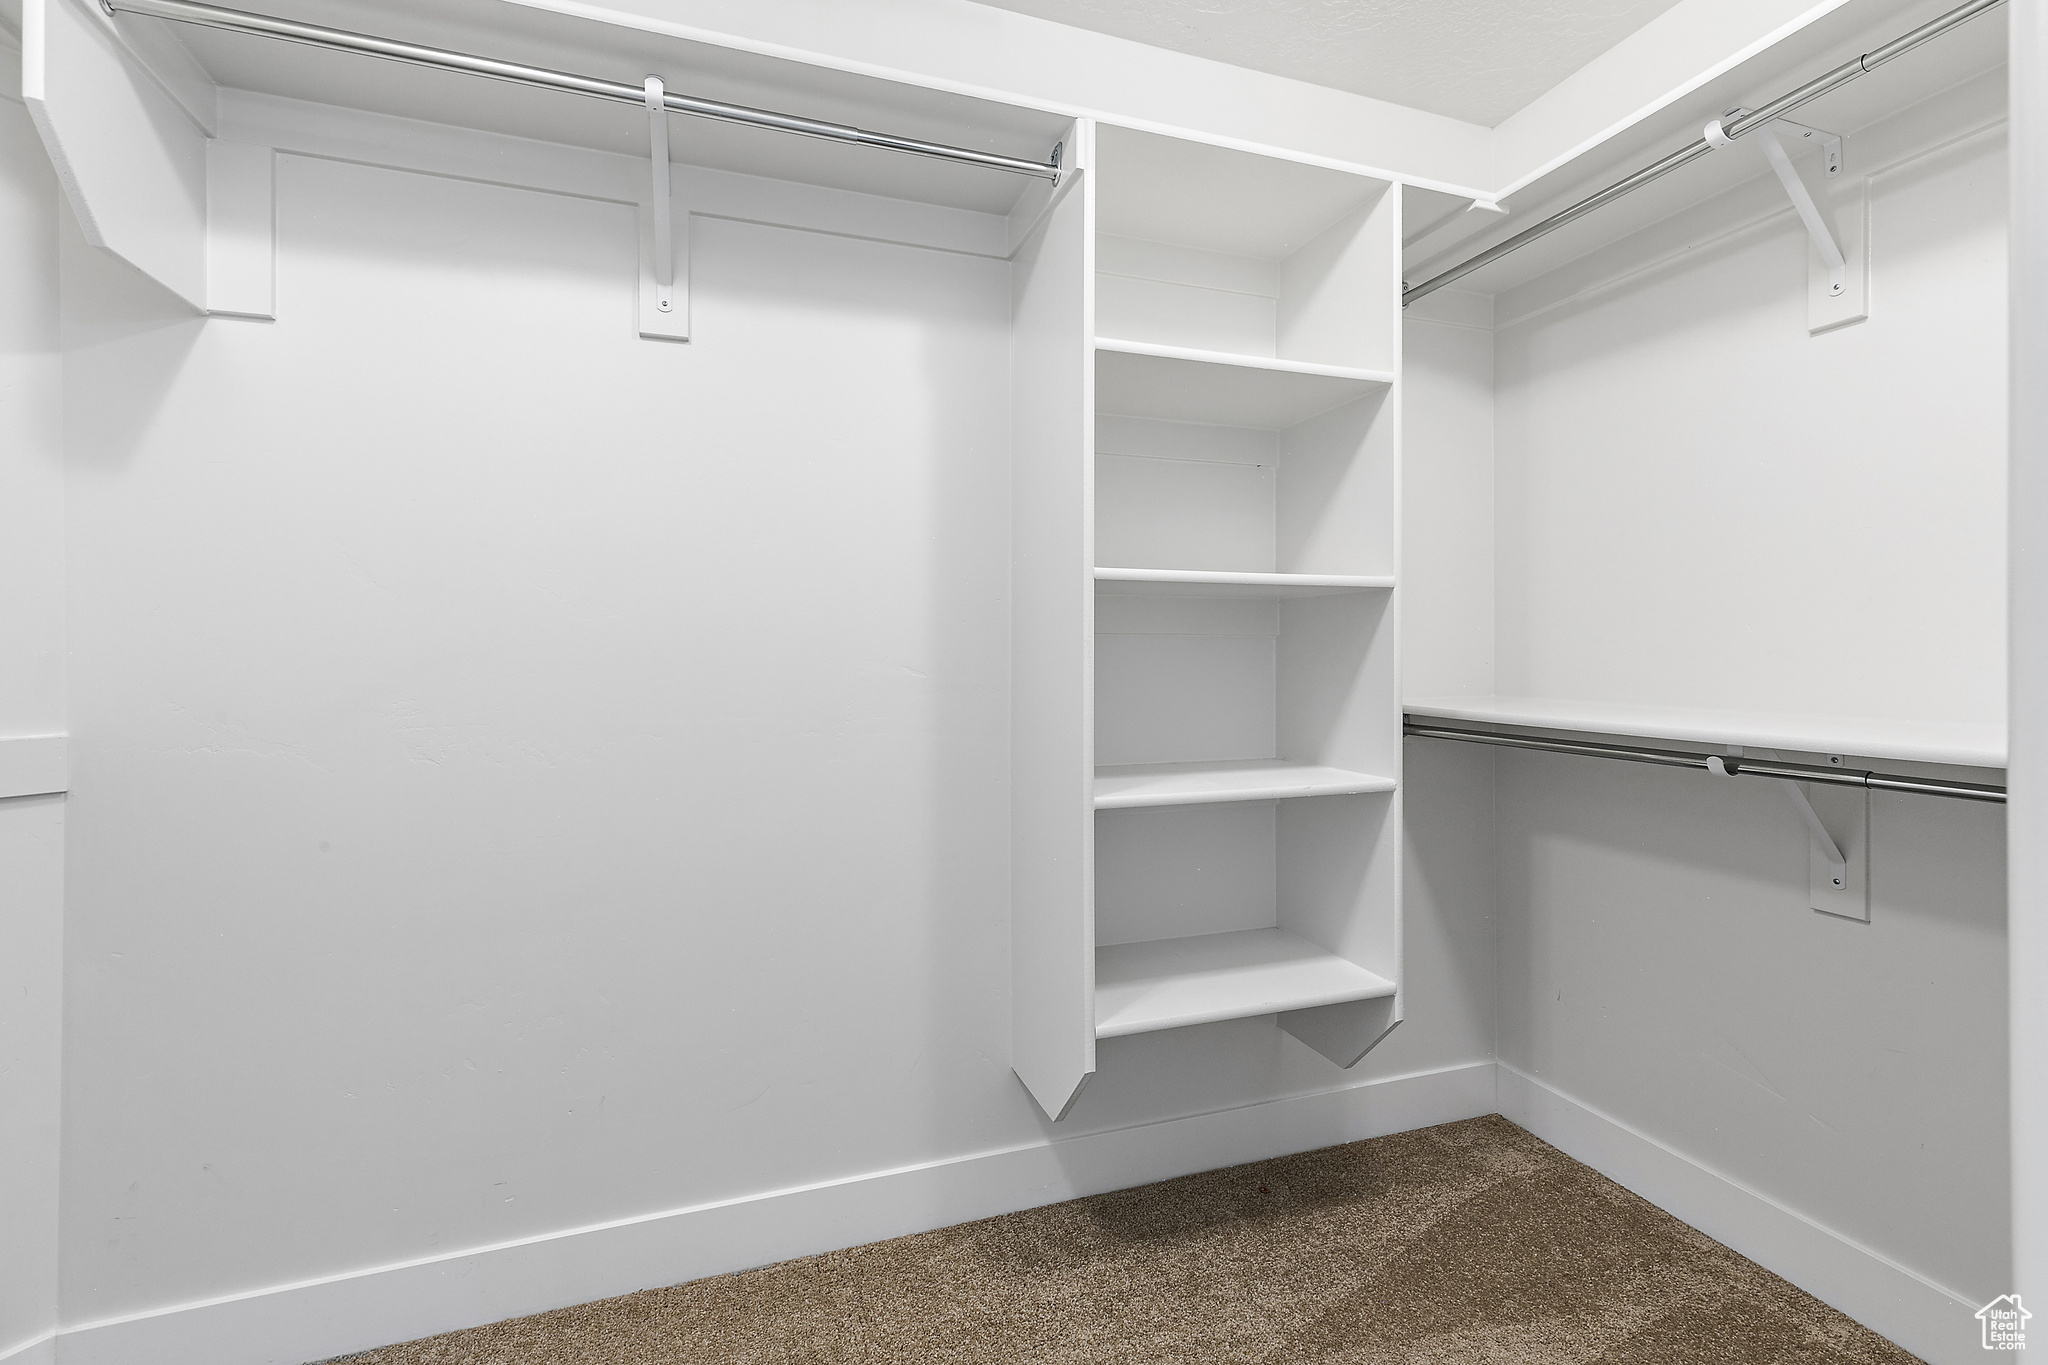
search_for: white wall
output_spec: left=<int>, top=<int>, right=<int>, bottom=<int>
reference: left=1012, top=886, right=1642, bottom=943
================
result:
left=1406, top=62, right=2013, bottom=1358
left=1401, top=289, right=1495, bottom=701
left=2008, top=0, right=2048, bottom=1326
left=1493, top=87, right=2007, bottom=725
left=44, top=105, right=1498, bottom=1357
left=0, top=35, right=66, bottom=1365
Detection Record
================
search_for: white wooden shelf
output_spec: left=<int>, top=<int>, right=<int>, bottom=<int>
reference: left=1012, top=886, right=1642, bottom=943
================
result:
left=1404, top=696, right=2006, bottom=769
left=1094, top=339, right=1392, bottom=430
left=1095, top=568, right=1393, bottom=599
left=1094, top=759, right=1396, bottom=809
left=1095, top=927, right=1396, bottom=1039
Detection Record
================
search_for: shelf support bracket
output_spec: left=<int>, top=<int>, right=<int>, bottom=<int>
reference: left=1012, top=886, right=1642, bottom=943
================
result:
left=1706, top=111, right=1866, bottom=333
left=639, top=75, right=689, bottom=341
left=646, top=77, right=672, bottom=316
left=1708, top=749, right=1870, bottom=921
left=1756, top=124, right=1847, bottom=298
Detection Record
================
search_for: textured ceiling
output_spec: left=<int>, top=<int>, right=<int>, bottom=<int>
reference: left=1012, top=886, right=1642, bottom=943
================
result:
left=964, top=0, right=1688, bottom=126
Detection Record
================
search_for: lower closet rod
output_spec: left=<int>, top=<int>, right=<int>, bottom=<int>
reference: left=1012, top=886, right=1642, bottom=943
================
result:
left=1404, top=722, right=2007, bottom=804
left=1401, top=0, right=2007, bottom=305
left=98, top=0, right=1066, bottom=182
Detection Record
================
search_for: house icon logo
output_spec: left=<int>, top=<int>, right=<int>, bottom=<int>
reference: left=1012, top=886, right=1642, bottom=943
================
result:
left=1977, top=1294, right=2030, bottom=1351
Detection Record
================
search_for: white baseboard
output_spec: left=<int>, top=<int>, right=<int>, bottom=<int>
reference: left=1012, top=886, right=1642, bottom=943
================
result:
left=0, top=1334, right=56, bottom=1365
left=58, top=1061, right=1497, bottom=1365
left=1496, top=1062, right=1982, bottom=1365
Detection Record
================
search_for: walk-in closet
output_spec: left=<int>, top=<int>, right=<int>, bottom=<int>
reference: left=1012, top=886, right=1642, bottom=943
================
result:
left=1, top=0, right=2040, bottom=1361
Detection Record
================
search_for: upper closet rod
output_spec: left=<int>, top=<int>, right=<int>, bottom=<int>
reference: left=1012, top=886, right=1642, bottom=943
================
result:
left=99, top=0, right=1066, bottom=182
left=1406, top=721, right=2007, bottom=804
left=1402, top=0, right=2006, bottom=305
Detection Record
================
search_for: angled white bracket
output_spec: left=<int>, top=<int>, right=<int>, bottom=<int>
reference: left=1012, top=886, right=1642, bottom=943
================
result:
left=1756, top=124, right=1846, bottom=298
left=1779, top=778, right=1847, bottom=882
left=639, top=76, right=689, bottom=342
left=1705, top=110, right=1867, bottom=334
left=1708, top=749, right=1870, bottom=921
left=1772, top=119, right=1842, bottom=178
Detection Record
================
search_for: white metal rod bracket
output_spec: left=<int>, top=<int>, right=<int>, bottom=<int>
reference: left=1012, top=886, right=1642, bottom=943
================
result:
left=1778, top=778, right=1847, bottom=880
left=1708, top=749, right=1870, bottom=920
left=1702, top=109, right=1866, bottom=332
left=1757, top=123, right=1848, bottom=296
left=638, top=75, right=689, bottom=342
left=1773, top=119, right=1842, bottom=177
left=646, top=76, right=672, bottom=314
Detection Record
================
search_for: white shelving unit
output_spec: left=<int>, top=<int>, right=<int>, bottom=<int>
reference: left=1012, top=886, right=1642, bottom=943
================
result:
left=1012, top=121, right=1406, bottom=1119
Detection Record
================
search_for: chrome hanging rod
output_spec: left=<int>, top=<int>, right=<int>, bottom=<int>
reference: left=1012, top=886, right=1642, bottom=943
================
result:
left=1404, top=721, right=2007, bottom=804
left=99, top=0, right=1065, bottom=182
left=1402, top=0, right=2006, bottom=305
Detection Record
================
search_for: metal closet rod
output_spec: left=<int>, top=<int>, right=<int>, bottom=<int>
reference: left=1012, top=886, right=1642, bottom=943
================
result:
left=99, top=0, right=1066, bottom=182
left=1402, top=0, right=2007, bottom=305
left=1404, top=721, right=2008, bottom=804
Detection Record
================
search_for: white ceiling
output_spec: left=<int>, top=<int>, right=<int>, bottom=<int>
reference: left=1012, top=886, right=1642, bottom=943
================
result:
left=963, top=0, right=1688, bottom=126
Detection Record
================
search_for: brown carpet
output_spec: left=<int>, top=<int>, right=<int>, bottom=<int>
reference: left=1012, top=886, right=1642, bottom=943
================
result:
left=330, top=1115, right=1920, bottom=1365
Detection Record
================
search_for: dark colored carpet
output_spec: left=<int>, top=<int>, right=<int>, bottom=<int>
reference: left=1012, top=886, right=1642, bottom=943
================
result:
left=331, top=1114, right=1919, bottom=1364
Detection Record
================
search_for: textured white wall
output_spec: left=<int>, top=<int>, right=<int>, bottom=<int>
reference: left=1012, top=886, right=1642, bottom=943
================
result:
left=1401, top=292, right=1495, bottom=700
left=2006, top=0, right=2048, bottom=1321
left=1493, top=109, right=2007, bottom=722
left=0, top=53, right=66, bottom=1365
left=1478, top=74, right=2012, bottom=1313
left=1493, top=750, right=2008, bottom=1303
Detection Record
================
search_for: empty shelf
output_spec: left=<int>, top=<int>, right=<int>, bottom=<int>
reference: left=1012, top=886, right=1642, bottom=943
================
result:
left=1094, top=759, right=1396, bottom=809
left=1095, top=568, right=1394, bottom=599
left=1095, top=338, right=1392, bottom=430
left=1096, top=927, right=1396, bottom=1039
left=1404, top=696, right=2007, bottom=769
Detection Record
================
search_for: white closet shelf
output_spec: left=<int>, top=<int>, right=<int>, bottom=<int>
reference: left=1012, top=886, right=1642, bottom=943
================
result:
left=1096, top=927, right=1395, bottom=1039
left=1094, top=339, right=1392, bottom=430
left=1405, top=697, right=2007, bottom=769
left=1094, top=759, right=1396, bottom=809
left=1095, top=568, right=1394, bottom=599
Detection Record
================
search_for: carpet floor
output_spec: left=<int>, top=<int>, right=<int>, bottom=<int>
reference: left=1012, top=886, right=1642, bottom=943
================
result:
left=330, top=1115, right=1920, bottom=1365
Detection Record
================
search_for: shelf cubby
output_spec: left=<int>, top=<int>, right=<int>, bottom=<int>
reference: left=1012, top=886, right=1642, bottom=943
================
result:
left=1095, top=927, right=1397, bottom=1039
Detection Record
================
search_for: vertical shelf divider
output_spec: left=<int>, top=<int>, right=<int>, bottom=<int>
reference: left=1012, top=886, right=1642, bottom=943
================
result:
left=1009, top=121, right=1097, bottom=1122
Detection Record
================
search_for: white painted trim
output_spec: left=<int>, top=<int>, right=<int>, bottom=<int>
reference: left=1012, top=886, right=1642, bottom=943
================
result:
left=57, top=1062, right=1497, bottom=1365
left=0, top=737, right=67, bottom=799
left=0, top=1333, right=56, bottom=1365
left=1496, top=1063, right=1983, bottom=1365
